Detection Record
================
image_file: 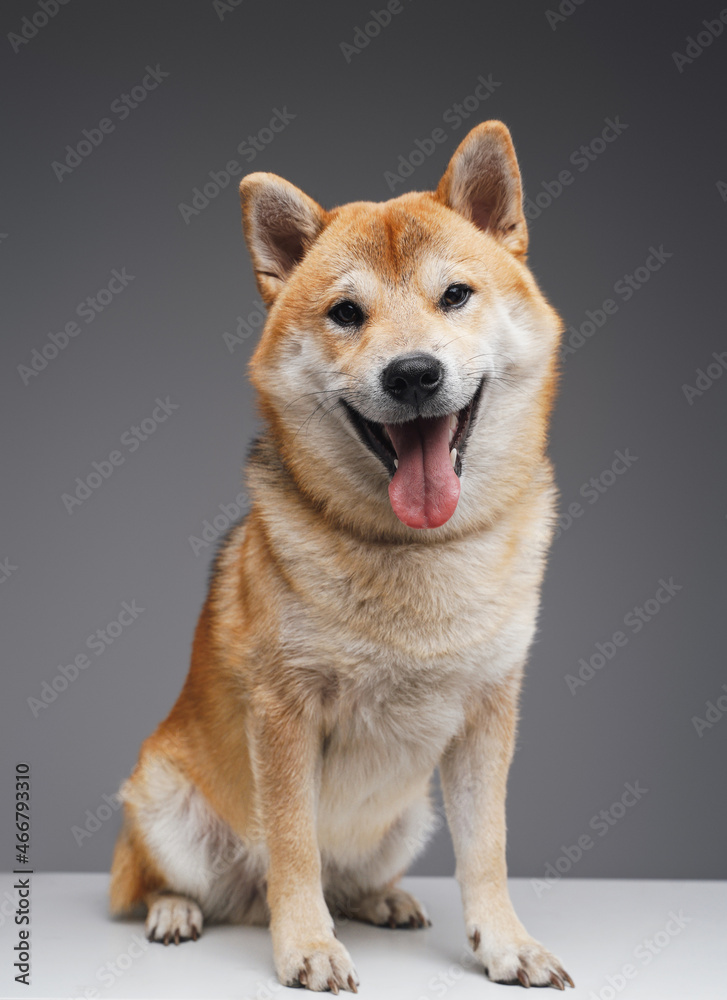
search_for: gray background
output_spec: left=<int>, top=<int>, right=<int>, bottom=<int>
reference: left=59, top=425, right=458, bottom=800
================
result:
left=1, top=0, right=725, bottom=884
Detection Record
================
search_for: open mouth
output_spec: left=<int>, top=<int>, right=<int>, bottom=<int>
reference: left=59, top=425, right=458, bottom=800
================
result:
left=341, top=376, right=486, bottom=530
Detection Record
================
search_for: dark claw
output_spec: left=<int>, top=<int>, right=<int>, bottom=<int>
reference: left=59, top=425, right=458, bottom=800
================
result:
left=559, top=968, right=575, bottom=988
left=347, top=973, right=358, bottom=993
left=163, top=931, right=171, bottom=946
left=409, top=915, right=418, bottom=928
left=388, top=916, right=397, bottom=928
left=472, top=928, right=481, bottom=951
left=550, top=972, right=565, bottom=991
left=174, top=928, right=180, bottom=945
left=328, top=976, right=339, bottom=994
left=191, top=925, right=199, bottom=941
left=147, top=925, right=157, bottom=941
left=517, top=968, right=531, bottom=988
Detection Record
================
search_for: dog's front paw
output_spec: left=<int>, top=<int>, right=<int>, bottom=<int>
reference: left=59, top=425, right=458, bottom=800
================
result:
left=275, top=935, right=359, bottom=993
left=469, top=926, right=574, bottom=990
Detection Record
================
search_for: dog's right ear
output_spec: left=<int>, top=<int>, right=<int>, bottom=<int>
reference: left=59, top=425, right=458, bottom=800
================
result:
left=239, top=173, right=328, bottom=306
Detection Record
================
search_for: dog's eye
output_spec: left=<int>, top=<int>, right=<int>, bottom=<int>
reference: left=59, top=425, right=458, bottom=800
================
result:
left=440, top=283, right=471, bottom=309
left=328, top=300, right=364, bottom=327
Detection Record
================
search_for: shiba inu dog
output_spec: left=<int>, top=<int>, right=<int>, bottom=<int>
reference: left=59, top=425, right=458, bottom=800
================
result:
left=110, top=120, right=573, bottom=992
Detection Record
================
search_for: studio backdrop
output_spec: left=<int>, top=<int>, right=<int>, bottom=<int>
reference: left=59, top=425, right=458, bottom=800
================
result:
left=2, top=0, right=725, bottom=887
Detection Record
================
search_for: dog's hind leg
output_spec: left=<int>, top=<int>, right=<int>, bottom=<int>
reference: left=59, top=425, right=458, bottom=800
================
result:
left=110, top=826, right=204, bottom=944
left=334, top=878, right=431, bottom=929
left=112, top=751, right=271, bottom=941
left=324, top=793, right=437, bottom=930
left=110, top=808, right=205, bottom=945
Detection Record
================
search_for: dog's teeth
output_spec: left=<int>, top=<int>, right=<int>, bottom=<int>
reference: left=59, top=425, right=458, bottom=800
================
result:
left=449, top=414, right=458, bottom=445
left=394, top=458, right=398, bottom=469
left=450, top=448, right=457, bottom=469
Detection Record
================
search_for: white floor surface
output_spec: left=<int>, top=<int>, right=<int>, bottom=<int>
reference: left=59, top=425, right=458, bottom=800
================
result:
left=0, top=873, right=723, bottom=999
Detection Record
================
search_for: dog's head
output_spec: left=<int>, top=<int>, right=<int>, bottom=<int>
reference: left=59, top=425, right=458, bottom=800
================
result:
left=239, top=121, right=561, bottom=537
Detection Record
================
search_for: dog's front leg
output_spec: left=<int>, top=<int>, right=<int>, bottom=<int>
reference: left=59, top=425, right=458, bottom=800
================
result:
left=440, top=675, right=574, bottom=990
left=250, top=701, right=359, bottom=993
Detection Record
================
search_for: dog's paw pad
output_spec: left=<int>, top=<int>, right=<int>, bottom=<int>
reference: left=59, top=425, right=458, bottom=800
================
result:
left=472, top=931, right=574, bottom=989
left=146, top=894, right=203, bottom=945
left=277, top=937, right=359, bottom=992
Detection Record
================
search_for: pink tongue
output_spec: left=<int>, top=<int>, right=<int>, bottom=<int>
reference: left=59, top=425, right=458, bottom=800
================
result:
left=385, top=416, right=461, bottom=529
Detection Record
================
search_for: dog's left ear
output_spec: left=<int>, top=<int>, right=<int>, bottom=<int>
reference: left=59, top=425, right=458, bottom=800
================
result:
left=436, top=121, right=528, bottom=257
left=239, top=172, right=328, bottom=306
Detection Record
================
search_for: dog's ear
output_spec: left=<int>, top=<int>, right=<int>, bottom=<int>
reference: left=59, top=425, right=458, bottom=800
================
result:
left=239, top=173, right=328, bottom=306
left=436, top=121, right=527, bottom=257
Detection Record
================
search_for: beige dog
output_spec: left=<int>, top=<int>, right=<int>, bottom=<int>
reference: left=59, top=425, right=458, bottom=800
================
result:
left=110, top=120, right=573, bottom=992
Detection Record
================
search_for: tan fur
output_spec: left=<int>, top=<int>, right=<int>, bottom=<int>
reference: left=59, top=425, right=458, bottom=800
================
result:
left=110, top=121, right=573, bottom=990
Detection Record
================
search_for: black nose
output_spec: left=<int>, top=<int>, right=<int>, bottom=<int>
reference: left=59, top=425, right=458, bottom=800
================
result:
left=382, top=353, right=443, bottom=407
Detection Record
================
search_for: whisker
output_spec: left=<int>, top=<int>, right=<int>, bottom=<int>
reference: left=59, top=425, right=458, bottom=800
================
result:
left=283, top=387, right=348, bottom=414
left=316, top=370, right=363, bottom=381
left=316, top=398, right=347, bottom=427
left=461, top=351, right=517, bottom=367
left=432, top=334, right=466, bottom=353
